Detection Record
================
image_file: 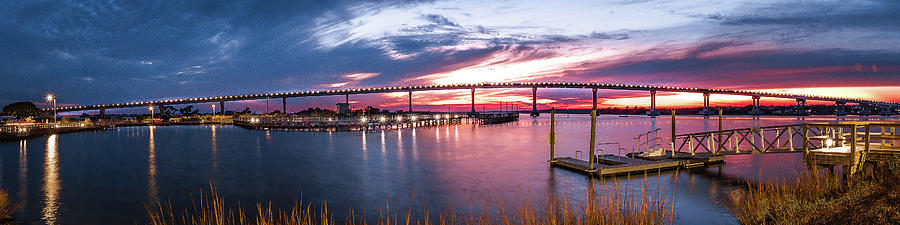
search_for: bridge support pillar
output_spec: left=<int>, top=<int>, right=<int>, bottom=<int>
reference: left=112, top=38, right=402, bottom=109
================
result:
left=646, top=90, right=659, bottom=117
left=835, top=101, right=847, bottom=116
left=699, top=92, right=714, bottom=116
left=282, top=97, right=287, bottom=114
left=795, top=99, right=809, bottom=116
left=219, top=101, right=224, bottom=114
left=470, top=88, right=476, bottom=114
left=749, top=95, right=763, bottom=116
left=100, top=109, right=106, bottom=117
left=408, top=90, right=413, bottom=113
left=592, top=88, right=597, bottom=110
left=530, top=87, right=540, bottom=117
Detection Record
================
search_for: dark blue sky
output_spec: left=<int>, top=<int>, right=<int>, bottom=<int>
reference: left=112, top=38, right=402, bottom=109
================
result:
left=2, top=0, right=900, bottom=112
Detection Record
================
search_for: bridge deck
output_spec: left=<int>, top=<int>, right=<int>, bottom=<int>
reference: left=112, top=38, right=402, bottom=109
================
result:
left=45, top=82, right=898, bottom=112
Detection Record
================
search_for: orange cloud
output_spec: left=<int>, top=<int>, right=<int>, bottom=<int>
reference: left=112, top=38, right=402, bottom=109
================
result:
left=343, top=72, right=380, bottom=80
left=323, top=82, right=349, bottom=87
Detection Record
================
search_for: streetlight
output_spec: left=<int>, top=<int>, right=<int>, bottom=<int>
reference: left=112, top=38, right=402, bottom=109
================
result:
left=148, top=105, right=155, bottom=122
left=45, top=94, right=56, bottom=123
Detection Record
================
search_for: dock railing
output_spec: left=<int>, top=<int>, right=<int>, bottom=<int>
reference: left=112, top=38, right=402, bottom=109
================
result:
left=670, top=121, right=899, bottom=177
left=632, top=128, right=663, bottom=156
left=672, top=124, right=806, bottom=156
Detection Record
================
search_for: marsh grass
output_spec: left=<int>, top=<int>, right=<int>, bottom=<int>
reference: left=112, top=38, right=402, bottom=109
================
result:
left=727, top=161, right=900, bottom=224
left=0, top=189, right=21, bottom=224
left=146, top=173, right=677, bottom=225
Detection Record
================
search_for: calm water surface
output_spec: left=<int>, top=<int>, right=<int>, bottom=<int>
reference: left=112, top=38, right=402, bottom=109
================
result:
left=1, top=114, right=896, bottom=224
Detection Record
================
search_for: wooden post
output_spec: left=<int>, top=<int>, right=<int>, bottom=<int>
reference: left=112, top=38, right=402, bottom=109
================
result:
left=861, top=124, right=871, bottom=174
left=718, top=109, right=723, bottom=154
left=671, top=110, right=676, bottom=156
left=788, top=127, right=794, bottom=151
left=689, top=135, right=694, bottom=156
left=776, top=129, right=782, bottom=149
left=802, top=124, right=809, bottom=154
left=731, top=130, right=737, bottom=152
left=549, top=108, right=556, bottom=162
left=848, top=125, right=858, bottom=178
left=760, top=129, right=765, bottom=153
left=750, top=129, right=756, bottom=152
left=589, top=109, right=597, bottom=172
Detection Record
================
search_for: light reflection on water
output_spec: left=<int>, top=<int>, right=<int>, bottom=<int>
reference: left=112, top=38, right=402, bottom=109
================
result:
left=148, top=126, right=158, bottom=204
left=0, top=115, right=898, bottom=224
left=41, top=134, right=60, bottom=225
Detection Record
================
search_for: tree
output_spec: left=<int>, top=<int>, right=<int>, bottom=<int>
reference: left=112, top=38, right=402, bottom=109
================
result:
left=2, top=102, right=48, bottom=119
left=363, top=106, right=383, bottom=115
left=241, top=107, right=252, bottom=114
left=178, top=105, right=199, bottom=116
left=161, top=105, right=177, bottom=117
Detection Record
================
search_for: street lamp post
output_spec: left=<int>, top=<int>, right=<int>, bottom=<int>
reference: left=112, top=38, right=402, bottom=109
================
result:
left=46, top=94, right=56, bottom=123
left=148, top=106, right=154, bottom=122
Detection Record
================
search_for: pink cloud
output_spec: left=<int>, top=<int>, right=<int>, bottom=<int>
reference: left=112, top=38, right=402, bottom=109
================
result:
left=343, top=72, right=380, bottom=80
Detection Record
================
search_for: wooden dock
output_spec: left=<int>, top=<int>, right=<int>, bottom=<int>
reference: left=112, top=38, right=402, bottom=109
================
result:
left=552, top=154, right=724, bottom=176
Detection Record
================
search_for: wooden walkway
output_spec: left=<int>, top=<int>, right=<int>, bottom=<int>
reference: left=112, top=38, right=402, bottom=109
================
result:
left=552, top=154, right=724, bottom=176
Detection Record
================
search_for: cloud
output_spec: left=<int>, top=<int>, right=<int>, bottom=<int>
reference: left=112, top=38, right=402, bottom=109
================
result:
left=343, top=72, right=379, bottom=80
left=2, top=0, right=900, bottom=110
left=324, top=82, right=349, bottom=87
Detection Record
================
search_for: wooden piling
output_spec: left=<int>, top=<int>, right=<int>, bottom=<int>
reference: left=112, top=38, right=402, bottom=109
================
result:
left=549, top=108, right=556, bottom=162
left=589, top=109, right=597, bottom=172
left=671, top=110, right=676, bottom=156
left=718, top=109, right=723, bottom=153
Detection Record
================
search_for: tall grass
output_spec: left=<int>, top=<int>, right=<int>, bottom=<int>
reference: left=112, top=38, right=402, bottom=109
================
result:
left=727, top=161, right=900, bottom=224
left=0, top=188, right=21, bottom=224
left=146, top=175, right=677, bottom=225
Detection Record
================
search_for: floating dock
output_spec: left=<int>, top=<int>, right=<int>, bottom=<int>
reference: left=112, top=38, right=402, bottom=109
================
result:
left=552, top=154, right=724, bottom=176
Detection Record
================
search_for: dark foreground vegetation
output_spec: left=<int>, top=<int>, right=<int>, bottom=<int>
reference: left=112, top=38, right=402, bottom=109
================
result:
left=0, top=189, right=19, bottom=225
left=146, top=179, right=676, bottom=225
left=727, top=162, right=900, bottom=224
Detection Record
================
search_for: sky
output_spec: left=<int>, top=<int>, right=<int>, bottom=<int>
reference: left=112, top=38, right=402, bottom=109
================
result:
left=2, top=0, right=900, bottom=113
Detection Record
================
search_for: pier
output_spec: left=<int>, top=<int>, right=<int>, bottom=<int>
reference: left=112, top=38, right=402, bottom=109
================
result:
left=232, top=112, right=519, bottom=131
left=549, top=109, right=900, bottom=177
left=0, top=122, right=106, bottom=141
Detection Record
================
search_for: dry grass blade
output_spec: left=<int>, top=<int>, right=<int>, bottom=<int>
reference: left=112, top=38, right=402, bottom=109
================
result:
left=145, top=178, right=677, bottom=225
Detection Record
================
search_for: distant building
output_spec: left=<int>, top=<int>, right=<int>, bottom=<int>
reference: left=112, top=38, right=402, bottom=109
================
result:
left=336, top=103, right=350, bottom=114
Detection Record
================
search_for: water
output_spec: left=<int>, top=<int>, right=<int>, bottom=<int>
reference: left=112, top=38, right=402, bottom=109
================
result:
left=0, top=114, right=895, bottom=224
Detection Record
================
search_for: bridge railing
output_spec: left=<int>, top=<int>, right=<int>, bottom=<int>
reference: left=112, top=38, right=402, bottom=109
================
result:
left=672, top=124, right=812, bottom=156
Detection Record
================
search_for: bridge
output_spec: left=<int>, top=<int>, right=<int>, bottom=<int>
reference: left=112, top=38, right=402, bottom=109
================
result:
left=44, top=82, right=900, bottom=116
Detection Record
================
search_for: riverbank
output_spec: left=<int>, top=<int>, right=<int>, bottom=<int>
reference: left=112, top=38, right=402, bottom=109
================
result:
left=728, top=163, right=900, bottom=224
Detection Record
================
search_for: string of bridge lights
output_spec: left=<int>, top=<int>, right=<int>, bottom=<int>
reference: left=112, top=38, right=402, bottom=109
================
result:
left=43, top=82, right=899, bottom=112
